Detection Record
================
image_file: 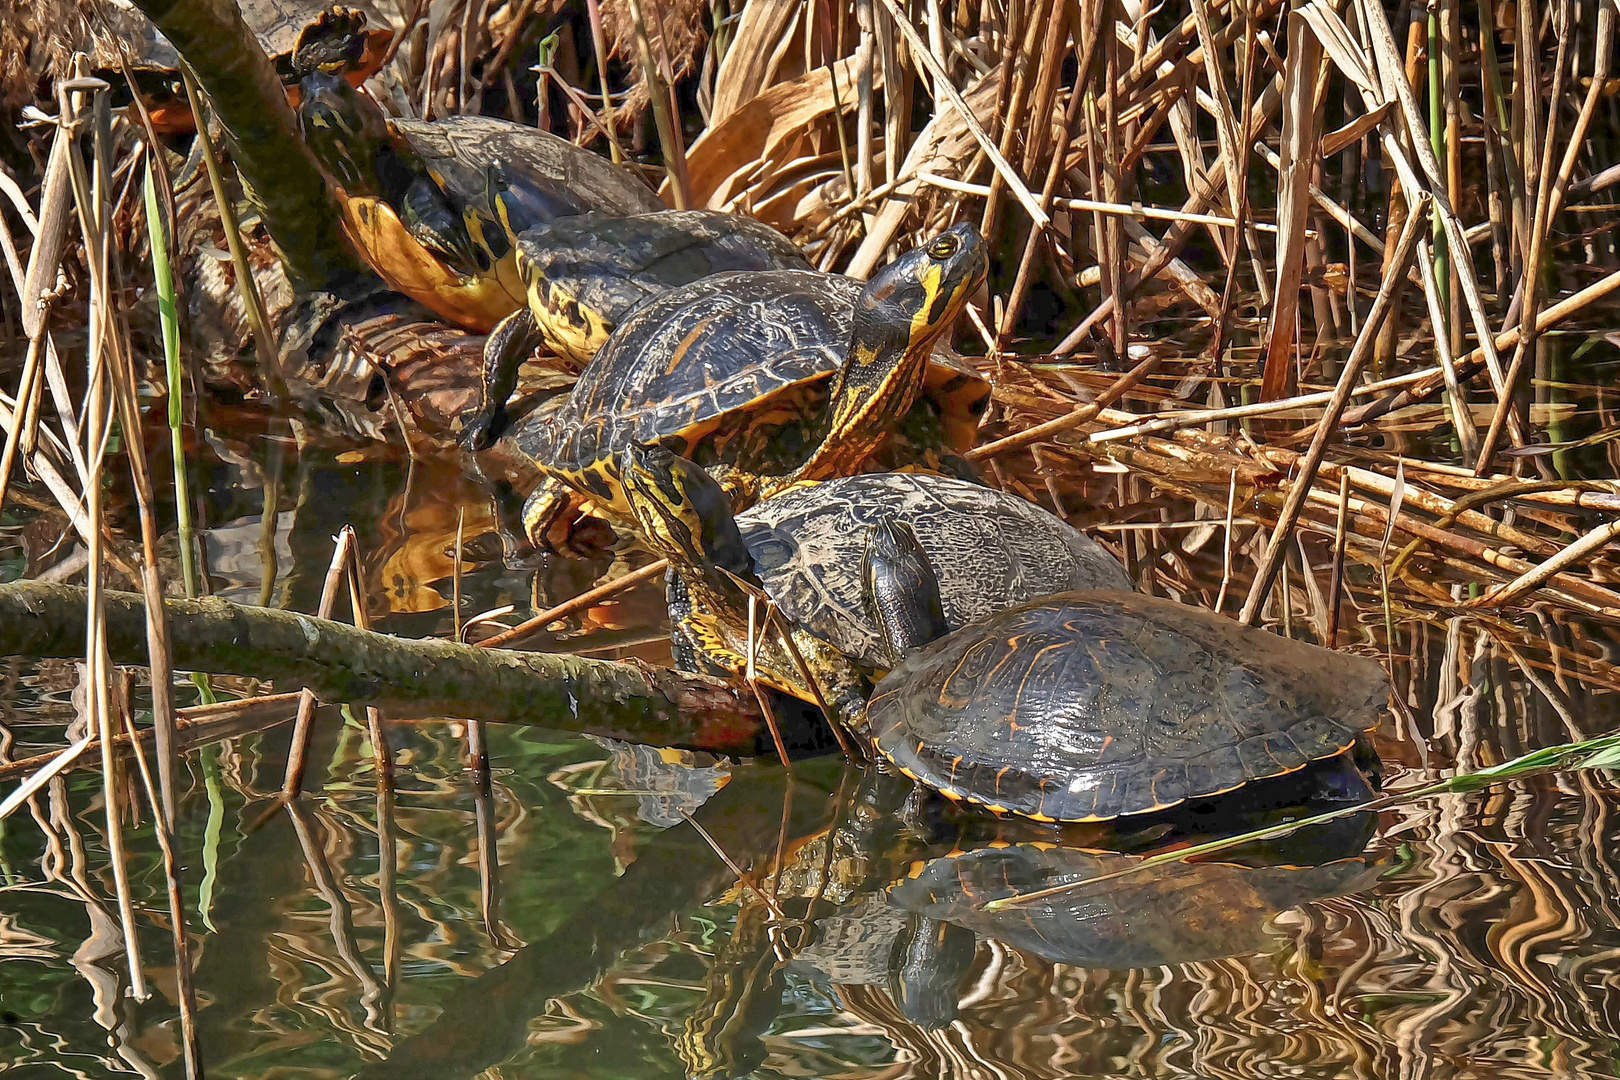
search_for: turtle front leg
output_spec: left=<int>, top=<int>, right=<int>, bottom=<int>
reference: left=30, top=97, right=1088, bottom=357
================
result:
left=462, top=308, right=546, bottom=450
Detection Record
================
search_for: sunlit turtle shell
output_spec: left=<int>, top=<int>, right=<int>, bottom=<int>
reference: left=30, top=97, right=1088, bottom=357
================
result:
left=511, top=271, right=990, bottom=518
left=867, top=592, right=1390, bottom=822
left=736, top=472, right=1131, bottom=668
left=513, top=209, right=811, bottom=365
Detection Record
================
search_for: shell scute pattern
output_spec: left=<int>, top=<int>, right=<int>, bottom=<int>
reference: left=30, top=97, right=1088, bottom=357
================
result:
left=735, top=474, right=1131, bottom=668
left=869, top=591, right=1390, bottom=821
left=519, top=211, right=808, bottom=324
left=399, top=116, right=662, bottom=225
left=528, top=271, right=857, bottom=474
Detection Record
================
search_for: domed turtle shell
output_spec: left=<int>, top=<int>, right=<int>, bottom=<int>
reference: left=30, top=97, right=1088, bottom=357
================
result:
left=397, top=115, right=665, bottom=243
left=886, top=813, right=1384, bottom=968
left=867, top=592, right=1391, bottom=822
left=511, top=271, right=989, bottom=506
left=735, top=473, right=1130, bottom=669
left=514, top=209, right=811, bottom=363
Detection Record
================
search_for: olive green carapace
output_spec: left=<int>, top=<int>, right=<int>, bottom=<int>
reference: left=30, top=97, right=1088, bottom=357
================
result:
left=515, top=209, right=811, bottom=366
left=511, top=224, right=990, bottom=549
left=735, top=472, right=1131, bottom=670
left=867, top=592, right=1391, bottom=823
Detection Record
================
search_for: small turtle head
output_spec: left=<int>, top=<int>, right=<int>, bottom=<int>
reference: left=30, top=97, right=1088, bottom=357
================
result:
left=620, top=442, right=753, bottom=580
left=862, top=517, right=950, bottom=665
left=858, top=222, right=988, bottom=349
left=294, top=68, right=387, bottom=193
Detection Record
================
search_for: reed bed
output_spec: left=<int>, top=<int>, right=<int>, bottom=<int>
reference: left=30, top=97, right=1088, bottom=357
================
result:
left=1, top=0, right=1620, bottom=1071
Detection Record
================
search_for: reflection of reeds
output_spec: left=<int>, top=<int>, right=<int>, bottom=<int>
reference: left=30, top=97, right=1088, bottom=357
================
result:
left=3, top=0, right=1620, bottom=1069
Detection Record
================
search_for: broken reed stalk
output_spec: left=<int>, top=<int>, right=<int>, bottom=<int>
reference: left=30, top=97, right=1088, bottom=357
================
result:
left=475, top=558, right=670, bottom=649
left=1237, top=195, right=1431, bottom=626
left=0, top=693, right=304, bottom=787
left=281, top=527, right=358, bottom=797
left=341, top=532, right=395, bottom=782
left=1325, top=469, right=1350, bottom=649
left=59, top=68, right=149, bottom=1004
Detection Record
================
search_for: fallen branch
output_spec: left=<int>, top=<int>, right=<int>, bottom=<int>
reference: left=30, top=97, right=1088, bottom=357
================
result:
left=0, top=582, right=770, bottom=756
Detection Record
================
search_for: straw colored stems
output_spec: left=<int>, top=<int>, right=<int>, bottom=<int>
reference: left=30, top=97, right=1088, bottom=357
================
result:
left=1237, top=194, right=1431, bottom=626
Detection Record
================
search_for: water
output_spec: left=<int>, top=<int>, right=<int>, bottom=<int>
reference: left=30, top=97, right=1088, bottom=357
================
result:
left=2, top=421, right=1620, bottom=1079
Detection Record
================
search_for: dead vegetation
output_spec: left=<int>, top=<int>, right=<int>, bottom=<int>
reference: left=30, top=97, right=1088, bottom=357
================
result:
left=2, top=0, right=1620, bottom=1071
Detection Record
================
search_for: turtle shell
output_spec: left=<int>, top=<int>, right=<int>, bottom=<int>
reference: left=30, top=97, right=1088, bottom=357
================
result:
left=867, top=591, right=1391, bottom=822
left=397, top=116, right=665, bottom=245
left=512, top=270, right=989, bottom=513
left=515, top=210, right=811, bottom=363
left=886, top=814, right=1384, bottom=968
left=735, top=473, right=1130, bottom=669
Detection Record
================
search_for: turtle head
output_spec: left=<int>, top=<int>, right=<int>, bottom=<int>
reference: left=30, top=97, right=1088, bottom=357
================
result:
left=620, top=442, right=755, bottom=581
left=792, top=223, right=987, bottom=484
left=293, top=10, right=394, bottom=195
left=862, top=517, right=949, bottom=664
left=295, top=67, right=388, bottom=194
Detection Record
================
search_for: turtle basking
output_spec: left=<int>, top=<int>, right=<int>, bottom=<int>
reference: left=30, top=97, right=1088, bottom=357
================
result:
left=463, top=209, right=812, bottom=446
left=104, top=0, right=393, bottom=134
left=291, top=9, right=663, bottom=331
left=617, top=444, right=1122, bottom=725
left=733, top=471, right=1131, bottom=669
left=619, top=447, right=1386, bottom=823
left=510, top=223, right=990, bottom=552
left=861, top=519, right=1388, bottom=822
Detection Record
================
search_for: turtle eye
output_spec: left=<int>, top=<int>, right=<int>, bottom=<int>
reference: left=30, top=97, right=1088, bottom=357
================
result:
left=928, top=234, right=959, bottom=260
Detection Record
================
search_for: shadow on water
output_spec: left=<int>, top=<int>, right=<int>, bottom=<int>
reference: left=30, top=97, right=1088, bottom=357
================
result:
left=3, top=368, right=1620, bottom=1079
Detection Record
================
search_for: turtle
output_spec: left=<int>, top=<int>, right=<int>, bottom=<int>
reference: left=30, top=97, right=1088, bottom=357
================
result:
left=885, top=811, right=1385, bottom=970
left=101, top=0, right=394, bottom=134
left=860, top=518, right=1390, bottom=822
left=291, top=9, right=664, bottom=333
left=512, top=222, right=991, bottom=552
left=732, top=471, right=1132, bottom=670
left=462, top=209, right=813, bottom=448
left=618, top=443, right=1121, bottom=727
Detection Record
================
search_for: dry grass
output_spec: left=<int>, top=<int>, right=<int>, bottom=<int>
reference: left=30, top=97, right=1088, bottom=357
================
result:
left=3, top=0, right=1620, bottom=1068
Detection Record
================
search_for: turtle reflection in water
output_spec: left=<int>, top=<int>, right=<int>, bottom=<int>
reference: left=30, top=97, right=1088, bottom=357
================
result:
left=675, top=771, right=1384, bottom=1077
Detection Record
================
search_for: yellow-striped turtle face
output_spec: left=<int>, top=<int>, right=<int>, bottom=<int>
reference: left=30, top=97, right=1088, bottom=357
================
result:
left=798, top=223, right=988, bottom=482
left=619, top=442, right=754, bottom=581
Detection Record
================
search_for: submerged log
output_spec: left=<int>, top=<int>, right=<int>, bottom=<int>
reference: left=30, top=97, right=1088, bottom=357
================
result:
left=0, top=582, right=774, bottom=755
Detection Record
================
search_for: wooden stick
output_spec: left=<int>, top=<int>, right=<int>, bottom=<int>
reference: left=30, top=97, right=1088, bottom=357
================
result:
left=1467, top=519, right=1620, bottom=611
left=475, top=559, right=670, bottom=650
left=281, top=527, right=357, bottom=798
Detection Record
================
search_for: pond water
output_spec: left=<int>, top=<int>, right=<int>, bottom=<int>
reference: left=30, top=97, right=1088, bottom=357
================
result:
left=2, top=419, right=1619, bottom=1080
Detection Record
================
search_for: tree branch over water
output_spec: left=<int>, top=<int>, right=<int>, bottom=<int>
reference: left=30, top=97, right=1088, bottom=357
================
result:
left=0, top=581, right=769, bottom=755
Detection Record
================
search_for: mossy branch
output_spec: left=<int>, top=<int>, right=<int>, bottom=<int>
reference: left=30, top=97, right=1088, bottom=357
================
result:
left=0, top=581, right=769, bottom=755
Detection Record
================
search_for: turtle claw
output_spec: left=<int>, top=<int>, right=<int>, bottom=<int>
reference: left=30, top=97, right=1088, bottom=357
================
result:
left=460, top=404, right=507, bottom=452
